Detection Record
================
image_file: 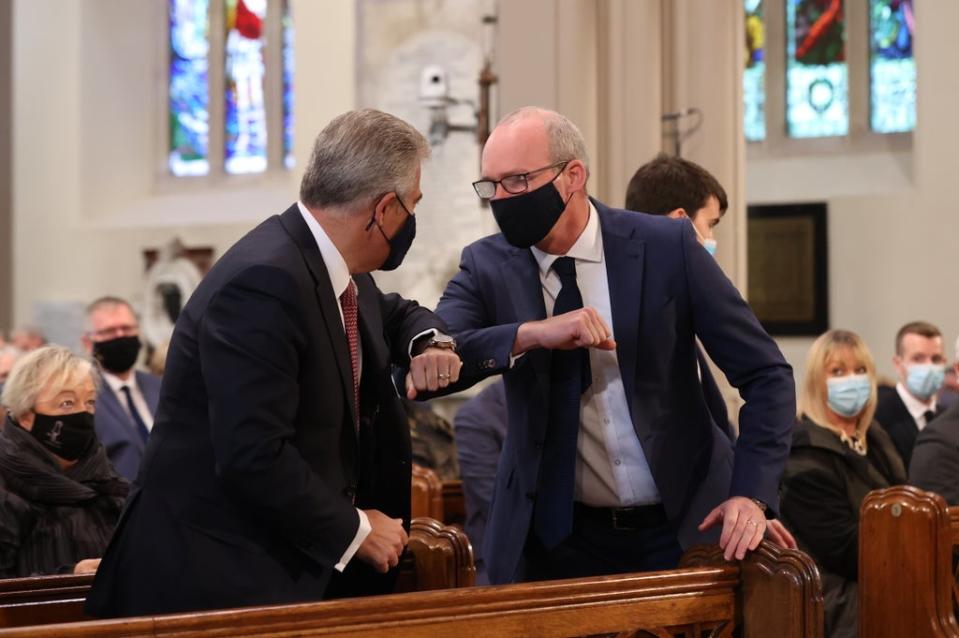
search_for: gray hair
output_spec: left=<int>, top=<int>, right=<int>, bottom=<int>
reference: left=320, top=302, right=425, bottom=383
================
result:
left=299, top=109, right=430, bottom=214
left=1, top=345, right=97, bottom=420
left=498, top=107, right=590, bottom=174
left=85, top=296, right=138, bottom=332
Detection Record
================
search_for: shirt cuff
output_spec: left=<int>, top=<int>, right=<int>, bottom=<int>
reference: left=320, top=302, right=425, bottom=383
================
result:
left=509, top=352, right=526, bottom=368
left=334, top=508, right=371, bottom=572
left=408, top=328, right=439, bottom=358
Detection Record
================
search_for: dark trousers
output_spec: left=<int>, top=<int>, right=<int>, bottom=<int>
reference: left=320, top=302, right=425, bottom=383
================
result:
left=522, top=503, right=683, bottom=582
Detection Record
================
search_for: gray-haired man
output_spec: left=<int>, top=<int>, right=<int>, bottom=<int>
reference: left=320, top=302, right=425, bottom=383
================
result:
left=87, top=109, right=462, bottom=617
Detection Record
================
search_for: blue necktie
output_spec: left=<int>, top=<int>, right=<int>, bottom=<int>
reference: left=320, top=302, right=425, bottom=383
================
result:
left=533, top=257, right=592, bottom=549
left=120, top=385, right=150, bottom=444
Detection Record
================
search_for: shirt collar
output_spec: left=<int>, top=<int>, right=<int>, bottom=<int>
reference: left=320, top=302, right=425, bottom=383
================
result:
left=101, top=370, right=138, bottom=394
left=896, top=381, right=937, bottom=419
left=297, top=201, right=353, bottom=298
left=530, top=200, right=603, bottom=275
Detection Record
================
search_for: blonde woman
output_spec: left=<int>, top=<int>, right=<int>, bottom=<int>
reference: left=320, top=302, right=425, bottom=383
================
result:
left=0, top=345, right=128, bottom=577
left=780, top=330, right=905, bottom=638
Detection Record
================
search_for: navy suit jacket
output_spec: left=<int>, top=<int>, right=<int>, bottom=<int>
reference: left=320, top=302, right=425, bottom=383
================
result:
left=93, top=371, right=161, bottom=481
left=86, top=205, right=445, bottom=617
left=435, top=200, right=795, bottom=584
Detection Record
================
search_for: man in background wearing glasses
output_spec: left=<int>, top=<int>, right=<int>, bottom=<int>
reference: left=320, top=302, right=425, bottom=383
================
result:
left=433, top=107, right=795, bottom=584
left=81, top=296, right=160, bottom=481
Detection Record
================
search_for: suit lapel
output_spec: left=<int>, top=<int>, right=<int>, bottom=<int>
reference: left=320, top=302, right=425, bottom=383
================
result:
left=278, top=206, right=358, bottom=430
left=597, top=204, right=644, bottom=416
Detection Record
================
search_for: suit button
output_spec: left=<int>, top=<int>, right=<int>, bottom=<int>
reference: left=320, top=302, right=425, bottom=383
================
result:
left=480, top=358, right=496, bottom=370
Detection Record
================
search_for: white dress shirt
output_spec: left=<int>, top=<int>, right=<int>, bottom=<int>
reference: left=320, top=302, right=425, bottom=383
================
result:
left=101, top=371, right=155, bottom=432
left=530, top=202, right=661, bottom=507
left=896, top=382, right=938, bottom=431
left=298, top=201, right=371, bottom=571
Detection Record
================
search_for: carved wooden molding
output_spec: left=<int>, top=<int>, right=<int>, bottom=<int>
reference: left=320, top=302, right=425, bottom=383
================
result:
left=859, top=486, right=958, bottom=638
left=681, top=541, right=824, bottom=638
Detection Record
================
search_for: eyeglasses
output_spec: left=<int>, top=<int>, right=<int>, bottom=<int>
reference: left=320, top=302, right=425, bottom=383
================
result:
left=472, top=161, right=570, bottom=199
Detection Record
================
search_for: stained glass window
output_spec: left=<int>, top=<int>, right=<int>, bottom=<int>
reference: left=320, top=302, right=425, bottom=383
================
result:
left=169, top=0, right=210, bottom=177
left=282, top=0, right=295, bottom=168
left=224, top=0, right=268, bottom=174
left=870, top=0, right=915, bottom=133
left=744, top=0, right=766, bottom=142
left=786, top=0, right=849, bottom=138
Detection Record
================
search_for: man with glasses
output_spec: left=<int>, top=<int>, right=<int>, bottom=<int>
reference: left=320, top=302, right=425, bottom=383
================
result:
left=434, top=107, right=795, bottom=584
left=81, top=296, right=160, bottom=481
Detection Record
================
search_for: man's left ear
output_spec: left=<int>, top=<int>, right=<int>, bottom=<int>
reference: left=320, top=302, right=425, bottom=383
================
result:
left=367, top=192, right=395, bottom=230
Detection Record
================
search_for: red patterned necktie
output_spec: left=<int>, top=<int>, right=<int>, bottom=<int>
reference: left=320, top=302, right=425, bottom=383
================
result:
left=340, top=280, right=360, bottom=431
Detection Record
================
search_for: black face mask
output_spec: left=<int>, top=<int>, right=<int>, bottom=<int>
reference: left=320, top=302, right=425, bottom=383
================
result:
left=28, top=411, right=96, bottom=461
left=490, top=181, right=571, bottom=248
left=370, top=193, right=416, bottom=271
left=92, top=336, right=141, bottom=374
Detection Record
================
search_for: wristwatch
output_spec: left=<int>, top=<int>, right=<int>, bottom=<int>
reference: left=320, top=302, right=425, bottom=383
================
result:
left=750, top=498, right=768, bottom=514
left=422, top=333, right=457, bottom=352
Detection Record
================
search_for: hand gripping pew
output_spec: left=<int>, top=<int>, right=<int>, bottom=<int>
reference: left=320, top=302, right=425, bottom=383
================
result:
left=0, top=516, right=473, bottom=630
left=859, top=485, right=959, bottom=637
left=0, top=540, right=822, bottom=638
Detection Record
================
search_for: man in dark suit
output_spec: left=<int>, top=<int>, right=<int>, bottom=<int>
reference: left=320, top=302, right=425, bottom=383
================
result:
left=434, top=107, right=795, bottom=585
left=86, top=109, right=462, bottom=617
left=453, top=380, right=507, bottom=583
left=875, top=321, right=947, bottom=468
left=81, top=297, right=161, bottom=481
left=909, top=401, right=959, bottom=504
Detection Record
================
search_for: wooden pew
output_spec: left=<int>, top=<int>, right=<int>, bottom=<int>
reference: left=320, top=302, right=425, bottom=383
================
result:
left=0, top=541, right=822, bottom=637
left=411, top=464, right=444, bottom=521
left=859, top=485, right=959, bottom=637
left=0, top=517, right=472, bottom=630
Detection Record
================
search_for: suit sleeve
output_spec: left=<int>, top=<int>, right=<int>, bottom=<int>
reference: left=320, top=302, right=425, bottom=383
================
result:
left=680, top=222, right=796, bottom=515
left=909, top=426, right=959, bottom=506
left=199, top=264, right=359, bottom=569
left=434, top=245, right=522, bottom=388
left=370, top=280, right=448, bottom=365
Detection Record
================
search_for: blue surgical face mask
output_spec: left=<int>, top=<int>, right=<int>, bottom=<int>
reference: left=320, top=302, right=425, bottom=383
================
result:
left=827, top=374, right=872, bottom=418
left=690, top=220, right=717, bottom=258
left=905, top=363, right=946, bottom=401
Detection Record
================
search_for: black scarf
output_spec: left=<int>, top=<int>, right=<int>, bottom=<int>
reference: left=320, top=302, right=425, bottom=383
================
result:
left=0, top=415, right=128, bottom=506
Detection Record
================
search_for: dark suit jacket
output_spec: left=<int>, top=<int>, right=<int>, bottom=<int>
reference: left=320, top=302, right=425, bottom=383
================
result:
left=453, top=380, right=507, bottom=583
left=86, top=205, right=445, bottom=617
left=909, top=401, right=959, bottom=505
left=93, top=371, right=161, bottom=481
left=875, top=385, right=942, bottom=470
left=435, top=200, right=795, bottom=584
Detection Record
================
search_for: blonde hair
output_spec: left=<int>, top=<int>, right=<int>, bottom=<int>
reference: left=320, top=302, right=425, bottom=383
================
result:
left=1, top=345, right=97, bottom=420
left=798, top=330, right=878, bottom=445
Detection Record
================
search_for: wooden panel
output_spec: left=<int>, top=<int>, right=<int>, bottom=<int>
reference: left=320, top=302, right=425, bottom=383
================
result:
left=859, top=485, right=959, bottom=637
left=441, top=479, right=466, bottom=527
left=411, top=464, right=444, bottom=521
left=0, top=567, right=741, bottom=638
left=681, top=541, right=823, bottom=638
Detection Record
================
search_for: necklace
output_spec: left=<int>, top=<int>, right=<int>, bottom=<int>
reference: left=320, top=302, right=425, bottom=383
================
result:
left=839, top=431, right=867, bottom=456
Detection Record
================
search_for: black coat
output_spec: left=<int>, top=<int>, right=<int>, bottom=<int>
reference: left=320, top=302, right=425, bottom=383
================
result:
left=0, top=417, right=128, bottom=577
left=780, top=416, right=906, bottom=638
left=86, top=205, right=446, bottom=617
left=909, top=401, right=959, bottom=504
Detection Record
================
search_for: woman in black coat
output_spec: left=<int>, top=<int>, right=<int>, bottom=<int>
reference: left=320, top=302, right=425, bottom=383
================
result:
left=780, top=330, right=906, bottom=638
left=0, top=345, right=128, bottom=577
